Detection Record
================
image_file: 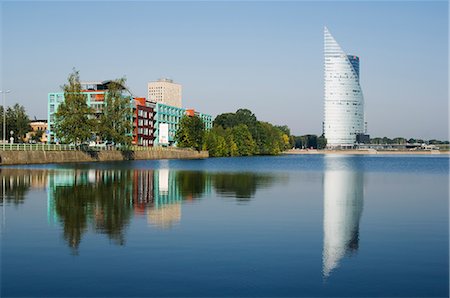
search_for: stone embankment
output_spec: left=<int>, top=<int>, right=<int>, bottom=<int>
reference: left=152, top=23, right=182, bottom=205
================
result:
left=0, top=148, right=208, bottom=166
left=283, top=149, right=447, bottom=155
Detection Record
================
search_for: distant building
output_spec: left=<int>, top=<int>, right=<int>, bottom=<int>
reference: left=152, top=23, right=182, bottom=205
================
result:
left=25, top=120, right=48, bottom=143
left=324, top=27, right=366, bottom=148
left=148, top=78, right=182, bottom=108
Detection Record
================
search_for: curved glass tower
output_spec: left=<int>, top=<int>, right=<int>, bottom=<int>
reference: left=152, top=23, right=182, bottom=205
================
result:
left=324, top=27, right=365, bottom=148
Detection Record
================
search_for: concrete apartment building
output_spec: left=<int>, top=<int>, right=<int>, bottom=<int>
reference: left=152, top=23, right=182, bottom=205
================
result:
left=147, top=78, right=182, bottom=108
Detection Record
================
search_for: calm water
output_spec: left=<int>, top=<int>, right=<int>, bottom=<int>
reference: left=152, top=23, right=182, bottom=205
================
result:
left=1, top=155, right=448, bottom=297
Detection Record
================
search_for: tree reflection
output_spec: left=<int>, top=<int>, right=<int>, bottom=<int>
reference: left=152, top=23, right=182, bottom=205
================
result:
left=212, top=172, right=276, bottom=199
left=51, top=170, right=134, bottom=253
left=175, top=171, right=207, bottom=200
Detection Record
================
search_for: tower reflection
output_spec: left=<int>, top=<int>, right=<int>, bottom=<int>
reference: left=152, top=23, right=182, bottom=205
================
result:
left=322, top=156, right=364, bottom=278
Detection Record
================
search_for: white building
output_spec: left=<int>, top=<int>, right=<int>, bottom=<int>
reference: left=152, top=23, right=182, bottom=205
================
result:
left=324, top=27, right=366, bottom=148
left=147, top=78, right=182, bottom=108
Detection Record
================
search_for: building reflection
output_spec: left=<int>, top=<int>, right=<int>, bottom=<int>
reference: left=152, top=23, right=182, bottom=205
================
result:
left=44, top=168, right=280, bottom=251
left=322, top=156, right=364, bottom=278
left=0, top=169, right=48, bottom=205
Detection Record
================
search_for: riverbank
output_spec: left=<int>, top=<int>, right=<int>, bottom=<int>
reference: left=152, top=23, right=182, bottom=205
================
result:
left=283, top=149, right=449, bottom=155
left=0, top=148, right=208, bottom=166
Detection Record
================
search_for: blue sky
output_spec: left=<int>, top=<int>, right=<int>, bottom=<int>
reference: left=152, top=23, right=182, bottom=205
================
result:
left=1, top=1, right=448, bottom=139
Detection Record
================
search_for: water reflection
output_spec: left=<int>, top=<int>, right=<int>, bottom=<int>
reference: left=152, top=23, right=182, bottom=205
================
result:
left=1, top=167, right=281, bottom=252
left=322, top=156, right=364, bottom=278
left=0, top=169, right=47, bottom=205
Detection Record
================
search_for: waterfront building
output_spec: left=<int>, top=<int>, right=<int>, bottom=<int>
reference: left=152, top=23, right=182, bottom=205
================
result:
left=153, top=103, right=186, bottom=146
left=48, top=81, right=152, bottom=146
left=153, top=103, right=213, bottom=146
left=148, top=78, right=182, bottom=108
left=133, top=98, right=155, bottom=147
left=324, top=27, right=366, bottom=148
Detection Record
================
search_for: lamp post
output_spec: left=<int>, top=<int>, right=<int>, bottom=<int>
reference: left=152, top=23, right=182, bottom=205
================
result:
left=0, top=90, right=11, bottom=150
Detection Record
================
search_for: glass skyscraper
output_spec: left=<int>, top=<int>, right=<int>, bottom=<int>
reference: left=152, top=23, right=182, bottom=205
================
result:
left=324, top=27, right=365, bottom=148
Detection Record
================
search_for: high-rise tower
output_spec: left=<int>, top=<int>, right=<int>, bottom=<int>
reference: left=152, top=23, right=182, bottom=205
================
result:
left=324, top=27, right=365, bottom=148
left=148, top=78, right=182, bottom=108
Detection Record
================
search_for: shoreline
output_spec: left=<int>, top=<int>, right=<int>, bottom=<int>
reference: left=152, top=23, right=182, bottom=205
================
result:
left=0, top=149, right=208, bottom=166
left=282, top=149, right=449, bottom=155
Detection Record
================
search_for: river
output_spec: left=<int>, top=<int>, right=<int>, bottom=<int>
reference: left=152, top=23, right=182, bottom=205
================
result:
left=1, top=154, right=448, bottom=297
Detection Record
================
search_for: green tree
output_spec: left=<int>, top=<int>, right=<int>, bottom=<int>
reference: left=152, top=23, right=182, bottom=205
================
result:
left=210, top=108, right=294, bottom=156
left=257, top=122, right=285, bottom=155
left=225, top=130, right=239, bottom=156
left=317, top=135, right=327, bottom=149
left=392, top=137, right=406, bottom=145
left=231, top=124, right=257, bottom=156
left=54, top=69, right=95, bottom=144
left=175, top=115, right=205, bottom=151
left=370, top=137, right=383, bottom=144
left=31, top=129, right=45, bottom=143
left=203, top=128, right=229, bottom=157
left=98, top=78, right=133, bottom=146
left=5, top=104, right=30, bottom=142
left=275, top=125, right=291, bottom=136
left=213, top=112, right=237, bottom=129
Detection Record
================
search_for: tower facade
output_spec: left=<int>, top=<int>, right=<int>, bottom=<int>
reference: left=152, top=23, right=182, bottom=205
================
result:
left=324, top=27, right=365, bottom=148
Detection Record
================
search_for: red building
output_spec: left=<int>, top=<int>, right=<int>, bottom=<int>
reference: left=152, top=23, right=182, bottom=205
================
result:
left=133, top=98, right=155, bottom=146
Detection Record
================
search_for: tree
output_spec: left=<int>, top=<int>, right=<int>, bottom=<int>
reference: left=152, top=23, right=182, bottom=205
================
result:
left=31, top=129, right=45, bottom=143
left=275, top=125, right=290, bottom=136
left=54, top=69, right=95, bottom=144
left=98, top=78, right=133, bottom=146
left=213, top=112, right=237, bottom=129
left=203, top=128, right=229, bottom=157
left=175, top=115, right=205, bottom=151
left=256, top=122, right=285, bottom=155
left=317, top=135, right=327, bottom=149
left=231, top=124, right=257, bottom=156
left=4, top=104, right=30, bottom=142
left=212, top=109, right=293, bottom=156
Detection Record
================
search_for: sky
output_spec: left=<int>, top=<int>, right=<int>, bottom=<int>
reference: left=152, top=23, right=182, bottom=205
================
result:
left=1, top=1, right=448, bottom=139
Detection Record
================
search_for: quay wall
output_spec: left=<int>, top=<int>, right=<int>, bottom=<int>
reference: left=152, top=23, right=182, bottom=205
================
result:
left=0, top=149, right=208, bottom=166
left=283, top=149, right=448, bottom=155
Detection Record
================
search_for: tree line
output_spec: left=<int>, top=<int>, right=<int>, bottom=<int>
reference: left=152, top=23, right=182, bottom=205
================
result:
left=175, top=109, right=293, bottom=156
left=369, top=137, right=449, bottom=145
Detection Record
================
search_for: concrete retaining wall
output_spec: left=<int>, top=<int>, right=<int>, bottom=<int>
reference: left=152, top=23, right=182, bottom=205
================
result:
left=0, top=149, right=208, bottom=166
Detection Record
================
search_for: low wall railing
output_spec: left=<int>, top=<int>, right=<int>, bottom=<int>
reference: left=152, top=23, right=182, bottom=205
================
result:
left=0, top=143, right=197, bottom=152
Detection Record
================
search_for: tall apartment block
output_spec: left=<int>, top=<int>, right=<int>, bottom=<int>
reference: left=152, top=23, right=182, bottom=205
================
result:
left=148, top=78, right=182, bottom=108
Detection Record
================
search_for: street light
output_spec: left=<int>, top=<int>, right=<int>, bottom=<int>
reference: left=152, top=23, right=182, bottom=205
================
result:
left=0, top=90, right=11, bottom=150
